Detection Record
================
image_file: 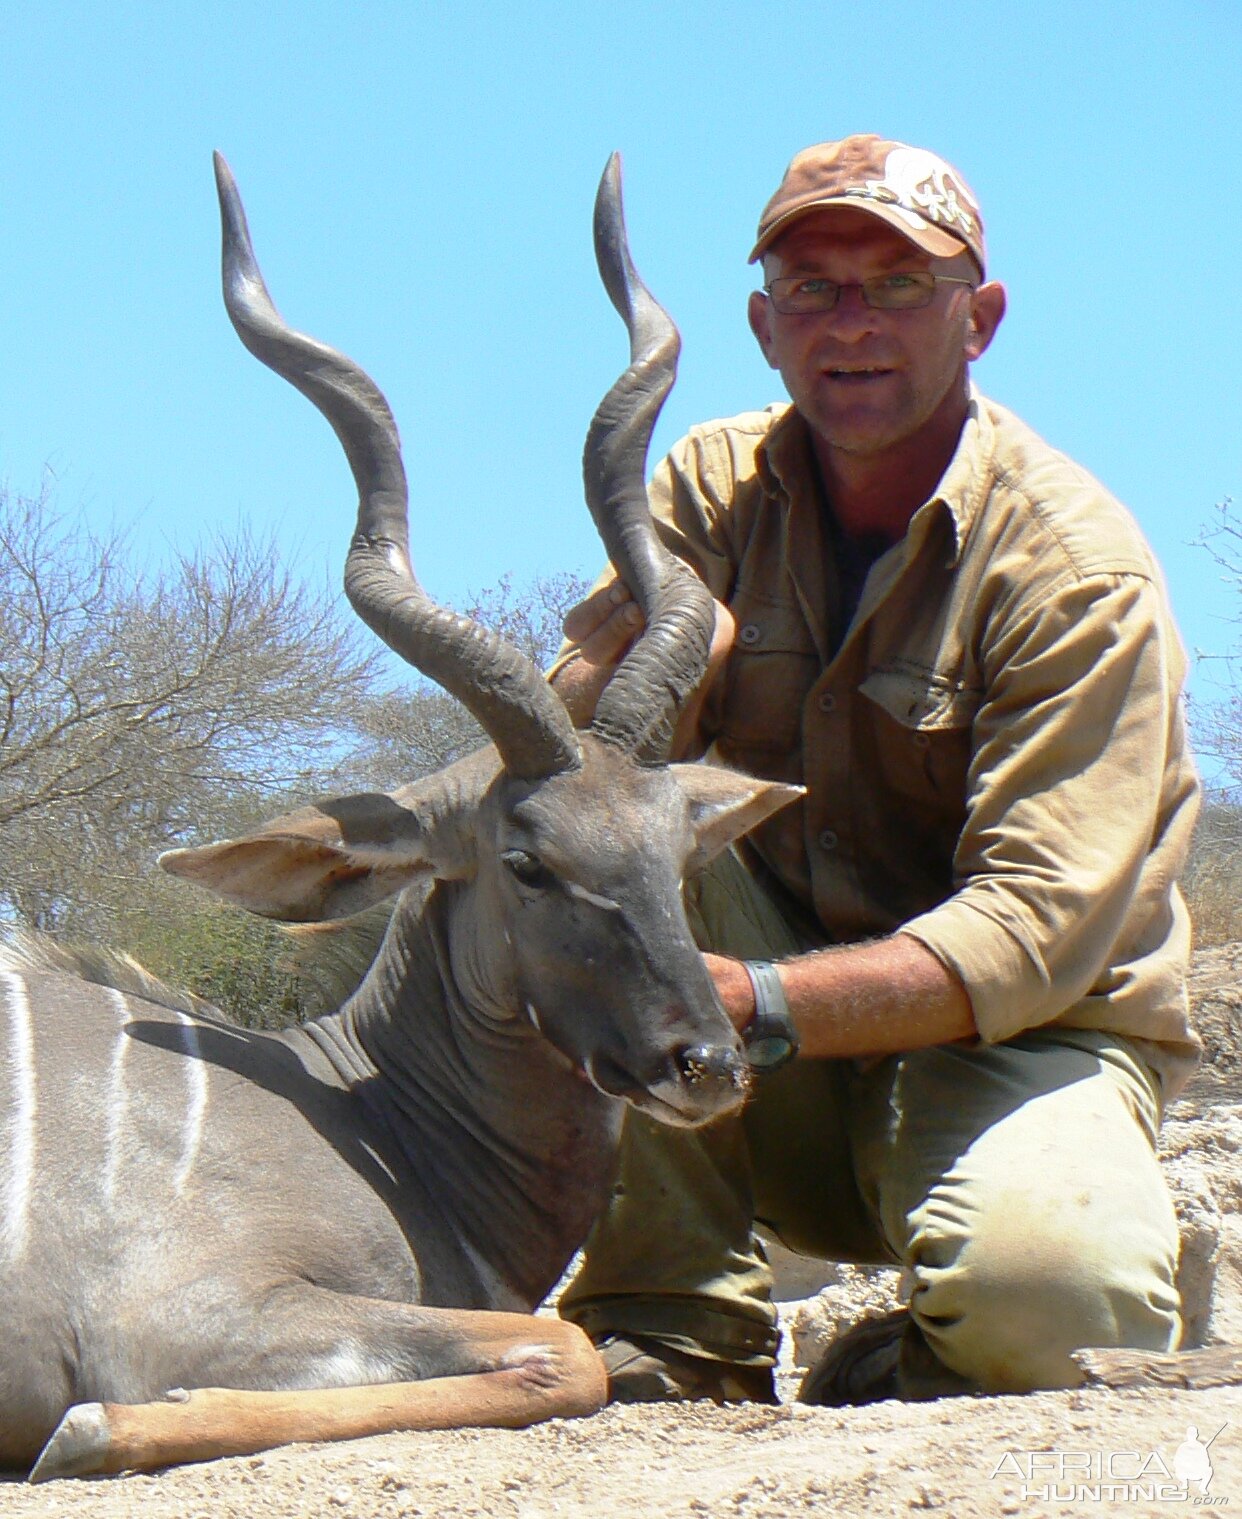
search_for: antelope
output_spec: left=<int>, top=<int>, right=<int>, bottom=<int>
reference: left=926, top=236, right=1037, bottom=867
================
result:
left=0, top=154, right=800, bottom=1482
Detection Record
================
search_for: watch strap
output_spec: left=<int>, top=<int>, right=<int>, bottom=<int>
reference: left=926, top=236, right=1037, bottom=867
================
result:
left=740, top=960, right=799, bottom=1072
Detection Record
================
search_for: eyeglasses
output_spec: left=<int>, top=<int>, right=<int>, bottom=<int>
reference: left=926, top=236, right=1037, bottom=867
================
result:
left=763, top=271, right=975, bottom=315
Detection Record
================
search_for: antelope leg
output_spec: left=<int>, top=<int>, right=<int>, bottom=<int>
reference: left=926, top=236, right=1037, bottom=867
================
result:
left=30, top=1317, right=606, bottom=1481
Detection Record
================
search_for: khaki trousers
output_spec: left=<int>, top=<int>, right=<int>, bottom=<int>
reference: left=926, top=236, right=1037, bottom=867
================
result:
left=559, top=851, right=1183, bottom=1394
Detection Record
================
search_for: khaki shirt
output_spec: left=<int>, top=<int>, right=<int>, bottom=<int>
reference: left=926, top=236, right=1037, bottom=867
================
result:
left=586, top=391, right=1201, bottom=1095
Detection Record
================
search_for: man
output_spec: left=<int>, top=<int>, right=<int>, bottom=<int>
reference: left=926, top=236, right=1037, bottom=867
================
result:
left=552, top=134, right=1200, bottom=1405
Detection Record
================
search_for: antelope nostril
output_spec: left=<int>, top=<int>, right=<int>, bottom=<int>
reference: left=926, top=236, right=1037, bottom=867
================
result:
left=678, top=1044, right=749, bottom=1090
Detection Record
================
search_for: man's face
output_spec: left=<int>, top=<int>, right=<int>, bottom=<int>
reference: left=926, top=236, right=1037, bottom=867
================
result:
left=747, top=208, right=1004, bottom=458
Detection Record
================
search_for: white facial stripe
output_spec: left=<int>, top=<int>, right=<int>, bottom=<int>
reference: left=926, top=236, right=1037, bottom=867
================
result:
left=103, top=990, right=133, bottom=1202
left=172, top=1013, right=208, bottom=1196
left=563, top=881, right=622, bottom=913
left=0, top=972, right=36, bottom=1261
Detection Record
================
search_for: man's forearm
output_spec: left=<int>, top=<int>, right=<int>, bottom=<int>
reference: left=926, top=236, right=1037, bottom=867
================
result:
left=707, top=933, right=977, bottom=1059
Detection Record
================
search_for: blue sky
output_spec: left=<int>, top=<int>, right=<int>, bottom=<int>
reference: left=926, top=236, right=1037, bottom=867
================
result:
left=1, top=2, right=1239, bottom=706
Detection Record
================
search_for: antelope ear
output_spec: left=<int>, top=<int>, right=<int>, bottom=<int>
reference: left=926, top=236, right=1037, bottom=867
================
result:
left=670, top=764, right=804, bottom=875
left=160, top=769, right=489, bottom=923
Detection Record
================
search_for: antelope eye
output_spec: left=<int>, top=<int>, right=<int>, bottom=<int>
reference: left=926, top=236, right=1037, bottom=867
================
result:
left=501, top=849, right=554, bottom=889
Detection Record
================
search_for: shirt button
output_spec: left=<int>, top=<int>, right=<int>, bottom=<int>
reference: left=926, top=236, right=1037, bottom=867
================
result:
left=912, top=732, right=931, bottom=749
left=817, top=692, right=836, bottom=713
left=818, top=829, right=838, bottom=851
left=738, top=623, right=761, bottom=646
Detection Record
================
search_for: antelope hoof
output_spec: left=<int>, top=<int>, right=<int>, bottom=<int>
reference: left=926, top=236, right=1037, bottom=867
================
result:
left=29, top=1402, right=112, bottom=1483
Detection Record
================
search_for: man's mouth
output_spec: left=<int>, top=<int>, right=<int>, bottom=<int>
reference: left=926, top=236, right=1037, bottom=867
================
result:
left=823, top=366, right=894, bottom=383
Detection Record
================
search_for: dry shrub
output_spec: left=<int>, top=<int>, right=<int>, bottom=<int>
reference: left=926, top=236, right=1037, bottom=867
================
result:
left=1184, top=801, right=1242, bottom=948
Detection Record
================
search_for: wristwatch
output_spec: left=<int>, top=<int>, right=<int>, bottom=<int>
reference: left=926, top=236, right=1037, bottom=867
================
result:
left=739, top=960, right=799, bottom=1073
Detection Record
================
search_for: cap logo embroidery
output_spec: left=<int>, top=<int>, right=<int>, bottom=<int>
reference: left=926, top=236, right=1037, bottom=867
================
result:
left=862, top=146, right=978, bottom=239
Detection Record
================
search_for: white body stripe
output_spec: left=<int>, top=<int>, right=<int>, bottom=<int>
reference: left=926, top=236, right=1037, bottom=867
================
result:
left=102, top=990, right=133, bottom=1202
left=172, top=1012, right=208, bottom=1196
left=1, top=972, right=36, bottom=1261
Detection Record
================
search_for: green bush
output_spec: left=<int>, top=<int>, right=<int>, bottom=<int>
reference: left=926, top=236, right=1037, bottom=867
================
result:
left=114, top=891, right=305, bottom=1029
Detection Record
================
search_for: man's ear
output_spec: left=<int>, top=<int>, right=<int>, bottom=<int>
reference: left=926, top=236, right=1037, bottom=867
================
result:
left=748, top=289, right=779, bottom=369
left=966, top=280, right=1006, bottom=361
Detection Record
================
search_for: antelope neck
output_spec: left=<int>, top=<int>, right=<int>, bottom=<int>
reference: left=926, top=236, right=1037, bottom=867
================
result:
left=299, top=885, right=623, bottom=1311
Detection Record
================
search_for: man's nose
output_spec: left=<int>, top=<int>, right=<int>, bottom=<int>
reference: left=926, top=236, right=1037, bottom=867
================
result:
left=824, top=283, right=882, bottom=336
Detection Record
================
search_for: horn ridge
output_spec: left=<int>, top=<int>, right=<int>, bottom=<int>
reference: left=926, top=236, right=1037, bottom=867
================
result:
left=213, top=152, right=581, bottom=781
left=584, top=154, right=717, bottom=759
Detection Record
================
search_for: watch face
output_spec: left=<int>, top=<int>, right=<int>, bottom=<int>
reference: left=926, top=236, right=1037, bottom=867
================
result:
left=745, top=1032, right=795, bottom=1072
left=740, top=962, right=798, bottom=1072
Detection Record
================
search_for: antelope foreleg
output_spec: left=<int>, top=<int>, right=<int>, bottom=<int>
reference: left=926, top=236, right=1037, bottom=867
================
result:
left=29, top=1319, right=606, bottom=1481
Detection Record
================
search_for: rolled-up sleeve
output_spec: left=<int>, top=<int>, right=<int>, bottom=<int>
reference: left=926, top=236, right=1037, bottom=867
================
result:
left=901, top=572, right=1190, bottom=1045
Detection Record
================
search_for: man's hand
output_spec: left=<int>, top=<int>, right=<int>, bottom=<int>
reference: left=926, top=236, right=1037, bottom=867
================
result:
left=554, top=579, right=645, bottom=725
left=562, top=578, right=646, bottom=667
left=554, top=577, right=735, bottom=755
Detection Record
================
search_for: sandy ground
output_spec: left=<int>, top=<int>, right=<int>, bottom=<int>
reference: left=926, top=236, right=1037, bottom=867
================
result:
left=2, top=948, right=1239, bottom=1517
left=3, top=1387, right=1239, bottom=1518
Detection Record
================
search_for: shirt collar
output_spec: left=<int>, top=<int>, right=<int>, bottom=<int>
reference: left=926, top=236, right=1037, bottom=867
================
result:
left=921, top=384, right=995, bottom=566
left=756, top=387, right=996, bottom=569
left=754, top=404, right=818, bottom=509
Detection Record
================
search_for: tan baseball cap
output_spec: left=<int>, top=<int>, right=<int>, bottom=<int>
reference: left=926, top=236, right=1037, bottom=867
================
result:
left=750, top=134, right=986, bottom=275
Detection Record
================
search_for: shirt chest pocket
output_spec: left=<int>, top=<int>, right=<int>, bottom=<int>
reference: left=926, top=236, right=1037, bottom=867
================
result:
left=719, top=592, right=820, bottom=757
left=858, top=666, right=982, bottom=806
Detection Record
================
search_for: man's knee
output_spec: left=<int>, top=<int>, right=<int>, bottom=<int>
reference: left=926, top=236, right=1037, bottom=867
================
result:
left=906, top=1197, right=1182, bottom=1393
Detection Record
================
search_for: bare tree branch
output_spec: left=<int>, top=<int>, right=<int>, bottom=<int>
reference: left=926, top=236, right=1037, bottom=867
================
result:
left=338, top=571, right=589, bottom=793
left=1191, top=496, right=1242, bottom=800
left=0, top=484, right=381, bottom=932
left=0, top=481, right=588, bottom=1018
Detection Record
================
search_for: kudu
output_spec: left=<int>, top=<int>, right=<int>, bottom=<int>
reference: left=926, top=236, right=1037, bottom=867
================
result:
left=0, top=156, right=800, bottom=1482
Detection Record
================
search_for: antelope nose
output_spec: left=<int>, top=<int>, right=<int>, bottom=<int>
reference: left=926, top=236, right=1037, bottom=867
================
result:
left=677, top=1043, right=749, bottom=1093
